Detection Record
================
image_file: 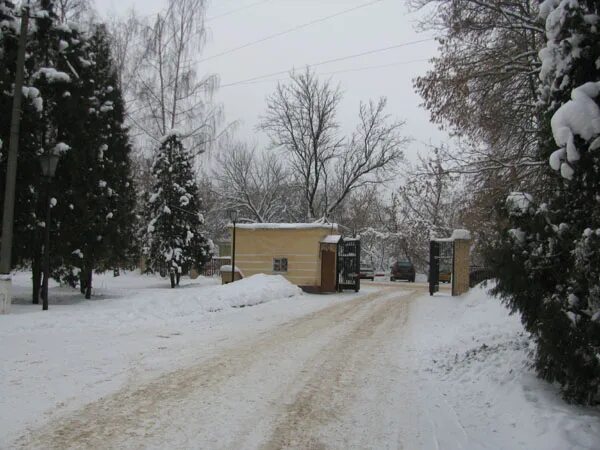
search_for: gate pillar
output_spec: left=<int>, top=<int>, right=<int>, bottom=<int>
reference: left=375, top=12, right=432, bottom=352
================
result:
left=452, top=237, right=471, bottom=296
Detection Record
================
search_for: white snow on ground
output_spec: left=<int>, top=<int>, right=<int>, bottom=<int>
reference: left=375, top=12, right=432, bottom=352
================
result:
left=0, top=271, right=369, bottom=448
left=1, top=274, right=599, bottom=449
left=409, top=283, right=600, bottom=449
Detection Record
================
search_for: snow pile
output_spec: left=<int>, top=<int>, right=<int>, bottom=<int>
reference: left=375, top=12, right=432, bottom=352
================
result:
left=22, top=86, right=43, bottom=112
left=412, top=284, right=600, bottom=449
left=539, top=0, right=600, bottom=180
left=538, top=0, right=574, bottom=83
left=204, top=274, right=301, bottom=309
left=52, top=142, right=71, bottom=155
left=506, top=191, right=533, bottom=215
left=550, top=82, right=600, bottom=179
left=32, top=67, right=71, bottom=84
left=538, top=0, right=560, bottom=21
left=1, top=273, right=302, bottom=332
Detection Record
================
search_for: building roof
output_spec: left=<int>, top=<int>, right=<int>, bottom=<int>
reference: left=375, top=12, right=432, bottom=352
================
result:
left=232, top=222, right=338, bottom=231
left=321, top=234, right=342, bottom=244
left=432, top=229, right=472, bottom=242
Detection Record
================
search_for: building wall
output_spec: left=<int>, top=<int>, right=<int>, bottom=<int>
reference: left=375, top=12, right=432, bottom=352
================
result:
left=215, top=240, right=231, bottom=257
left=233, top=227, right=334, bottom=287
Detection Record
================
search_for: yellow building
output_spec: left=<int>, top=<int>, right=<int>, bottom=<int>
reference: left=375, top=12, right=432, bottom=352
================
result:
left=229, top=223, right=341, bottom=291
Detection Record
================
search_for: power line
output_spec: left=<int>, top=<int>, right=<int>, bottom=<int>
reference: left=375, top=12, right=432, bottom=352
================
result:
left=205, top=0, right=274, bottom=22
left=198, top=0, right=385, bottom=63
left=221, top=58, right=430, bottom=88
left=219, top=38, right=434, bottom=88
left=321, top=58, right=430, bottom=75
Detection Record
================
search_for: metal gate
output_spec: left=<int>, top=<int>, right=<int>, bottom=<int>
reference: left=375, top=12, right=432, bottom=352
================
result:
left=429, top=241, right=440, bottom=296
left=430, top=240, right=455, bottom=295
left=337, top=238, right=360, bottom=292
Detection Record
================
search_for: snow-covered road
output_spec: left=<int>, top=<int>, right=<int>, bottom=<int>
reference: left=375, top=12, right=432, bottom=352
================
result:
left=14, top=285, right=420, bottom=449
left=4, top=275, right=599, bottom=449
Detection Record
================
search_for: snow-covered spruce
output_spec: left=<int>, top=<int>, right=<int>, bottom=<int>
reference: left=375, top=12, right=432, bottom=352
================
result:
left=492, top=0, right=600, bottom=405
left=0, top=0, right=97, bottom=301
left=49, top=24, right=137, bottom=299
left=144, top=132, right=212, bottom=287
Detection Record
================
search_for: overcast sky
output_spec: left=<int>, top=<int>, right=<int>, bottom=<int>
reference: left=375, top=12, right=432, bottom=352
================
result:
left=95, top=0, right=447, bottom=162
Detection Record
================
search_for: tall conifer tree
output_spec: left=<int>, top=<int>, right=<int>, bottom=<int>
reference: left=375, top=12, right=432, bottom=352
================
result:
left=54, top=24, right=136, bottom=298
left=145, top=132, right=212, bottom=288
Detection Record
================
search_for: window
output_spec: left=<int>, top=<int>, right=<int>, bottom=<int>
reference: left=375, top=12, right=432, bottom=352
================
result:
left=273, top=257, right=288, bottom=273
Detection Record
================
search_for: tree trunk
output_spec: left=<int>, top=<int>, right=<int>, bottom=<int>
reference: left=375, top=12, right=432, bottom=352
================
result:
left=80, top=270, right=87, bottom=294
left=176, top=271, right=181, bottom=286
left=32, top=254, right=41, bottom=304
left=170, top=271, right=176, bottom=288
left=85, top=269, right=92, bottom=299
left=40, top=270, right=47, bottom=302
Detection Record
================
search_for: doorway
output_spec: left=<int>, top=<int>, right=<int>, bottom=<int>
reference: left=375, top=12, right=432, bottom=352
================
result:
left=321, top=249, right=336, bottom=292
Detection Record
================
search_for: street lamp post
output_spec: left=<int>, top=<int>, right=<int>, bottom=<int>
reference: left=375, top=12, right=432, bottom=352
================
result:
left=228, top=210, right=238, bottom=284
left=0, top=6, right=30, bottom=314
left=39, top=152, right=60, bottom=311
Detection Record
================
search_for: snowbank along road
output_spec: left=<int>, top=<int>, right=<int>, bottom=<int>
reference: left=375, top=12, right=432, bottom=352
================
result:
left=15, top=285, right=423, bottom=449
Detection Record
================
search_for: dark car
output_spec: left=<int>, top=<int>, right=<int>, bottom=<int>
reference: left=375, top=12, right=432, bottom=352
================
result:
left=390, top=260, right=416, bottom=282
left=439, top=262, right=452, bottom=283
left=359, top=265, right=375, bottom=280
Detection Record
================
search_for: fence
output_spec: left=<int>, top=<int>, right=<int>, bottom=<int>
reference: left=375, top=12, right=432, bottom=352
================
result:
left=469, top=267, right=494, bottom=287
left=202, top=257, right=231, bottom=277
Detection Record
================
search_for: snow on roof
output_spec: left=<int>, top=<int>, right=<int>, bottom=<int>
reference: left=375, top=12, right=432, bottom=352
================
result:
left=321, top=234, right=342, bottom=244
left=432, top=229, right=472, bottom=242
left=450, top=229, right=472, bottom=240
left=220, top=265, right=243, bottom=275
left=233, top=222, right=338, bottom=231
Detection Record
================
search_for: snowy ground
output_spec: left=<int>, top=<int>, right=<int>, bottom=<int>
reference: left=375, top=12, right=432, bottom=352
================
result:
left=1, top=273, right=599, bottom=449
left=405, top=282, right=600, bottom=449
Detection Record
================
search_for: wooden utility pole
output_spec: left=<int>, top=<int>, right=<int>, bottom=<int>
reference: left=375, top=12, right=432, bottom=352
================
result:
left=0, top=7, right=30, bottom=314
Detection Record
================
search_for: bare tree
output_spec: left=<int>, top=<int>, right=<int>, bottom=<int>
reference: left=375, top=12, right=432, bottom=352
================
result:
left=260, top=68, right=343, bottom=220
left=409, top=0, right=548, bottom=255
left=107, top=10, right=144, bottom=97
left=213, top=143, right=290, bottom=223
left=260, top=68, right=407, bottom=221
left=124, top=0, right=222, bottom=154
left=378, top=148, right=463, bottom=270
left=332, top=186, right=394, bottom=271
left=326, top=98, right=408, bottom=216
left=410, top=0, right=546, bottom=202
left=55, top=0, right=94, bottom=23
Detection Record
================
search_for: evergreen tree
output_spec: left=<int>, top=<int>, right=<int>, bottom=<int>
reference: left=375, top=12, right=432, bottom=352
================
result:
left=53, top=24, right=136, bottom=298
left=1, top=2, right=137, bottom=301
left=1, top=0, right=76, bottom=302
left=145, top=132, right=212, bottom=288
left=490, top=0, right=600, bottom=404
left=0, top=0, right=41, bottom=282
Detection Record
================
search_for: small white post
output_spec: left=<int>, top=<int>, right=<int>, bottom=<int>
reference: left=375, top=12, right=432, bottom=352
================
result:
left=0, top=274, right=11, bottom=314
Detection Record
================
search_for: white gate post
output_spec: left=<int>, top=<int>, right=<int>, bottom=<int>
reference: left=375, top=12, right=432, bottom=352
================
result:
left=0, top=275, right=11, bottom=314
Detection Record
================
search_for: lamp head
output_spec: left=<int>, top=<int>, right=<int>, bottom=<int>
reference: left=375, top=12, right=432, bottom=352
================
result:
left=39, top=152, right=60, bottom=178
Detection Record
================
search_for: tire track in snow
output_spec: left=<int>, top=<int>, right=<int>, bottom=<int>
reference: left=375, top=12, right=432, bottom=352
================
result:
left=260, top=289, right=420, bottom=450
